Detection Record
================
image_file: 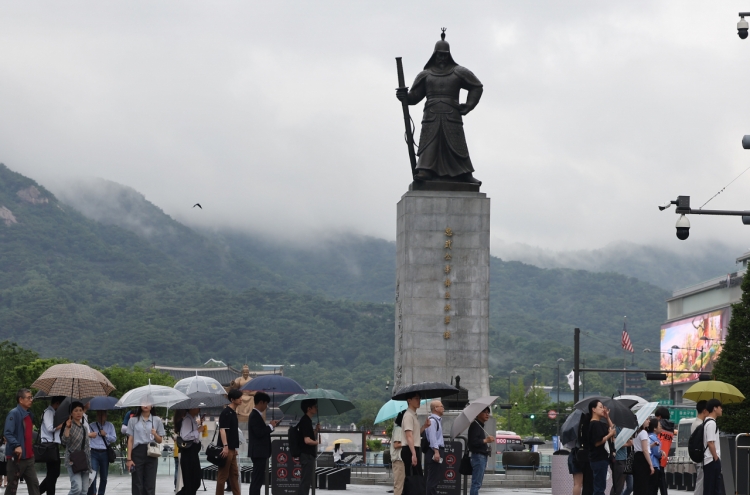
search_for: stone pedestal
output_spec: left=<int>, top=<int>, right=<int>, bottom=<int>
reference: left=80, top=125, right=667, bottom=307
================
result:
left=394, top=190, right=490, bottom=401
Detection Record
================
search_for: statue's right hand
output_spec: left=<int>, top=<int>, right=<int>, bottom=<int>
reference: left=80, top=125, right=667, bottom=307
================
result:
left=396, top=88, right=408, bottom=101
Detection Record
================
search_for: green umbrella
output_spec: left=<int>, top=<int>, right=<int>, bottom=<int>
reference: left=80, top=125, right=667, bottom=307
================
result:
left=278, top=388, right=355, bottom=417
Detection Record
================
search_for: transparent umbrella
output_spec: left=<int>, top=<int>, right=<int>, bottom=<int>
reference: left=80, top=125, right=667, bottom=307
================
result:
left=174, top=375, right=226, bottom=395
left=115, top=380, right=190, bottom=408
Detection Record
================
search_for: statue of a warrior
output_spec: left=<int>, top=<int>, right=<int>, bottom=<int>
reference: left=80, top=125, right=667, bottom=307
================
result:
left=396, top=30, right=483, bottom=185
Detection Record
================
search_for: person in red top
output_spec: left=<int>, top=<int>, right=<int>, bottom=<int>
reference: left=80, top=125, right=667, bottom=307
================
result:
left=654, top=407, right=676, bottom=495
left=3, top=388, right=40, bottom=495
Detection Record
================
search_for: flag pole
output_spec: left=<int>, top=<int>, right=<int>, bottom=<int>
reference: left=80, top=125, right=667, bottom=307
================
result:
left=623, top=316, right=627, bottom=394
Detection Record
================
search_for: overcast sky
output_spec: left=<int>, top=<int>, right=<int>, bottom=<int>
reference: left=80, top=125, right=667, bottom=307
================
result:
left=3, top=1, right=750, bottom=254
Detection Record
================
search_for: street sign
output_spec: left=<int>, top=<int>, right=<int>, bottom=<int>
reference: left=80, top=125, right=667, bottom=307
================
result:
left=657, top=399, right=674, bottom=405
left=548, top=410, right=557, bottom=419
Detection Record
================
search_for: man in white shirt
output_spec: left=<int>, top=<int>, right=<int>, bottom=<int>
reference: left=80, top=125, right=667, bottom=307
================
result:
left=690, top=401, right=708, bottom=495
left=39, top=397, right=64, bottom=495
left=703, top=399, right=723, bottom=495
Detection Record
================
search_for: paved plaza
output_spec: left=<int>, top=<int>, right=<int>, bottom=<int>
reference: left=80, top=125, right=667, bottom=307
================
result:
left=0, top=476, right=702, bottom=495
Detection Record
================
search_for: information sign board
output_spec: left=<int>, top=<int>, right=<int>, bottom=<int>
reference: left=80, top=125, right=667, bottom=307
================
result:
left=435, top=440, right=462, bottom=495
left=271, top=440, right=302, bottom=495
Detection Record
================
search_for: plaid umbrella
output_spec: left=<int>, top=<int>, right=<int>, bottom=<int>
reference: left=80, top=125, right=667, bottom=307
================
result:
left=32, top=363, right=115, bottom=399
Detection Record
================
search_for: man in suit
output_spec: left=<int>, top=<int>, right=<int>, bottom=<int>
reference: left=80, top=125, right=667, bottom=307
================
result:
left=247, top=392, right=280, bottom=495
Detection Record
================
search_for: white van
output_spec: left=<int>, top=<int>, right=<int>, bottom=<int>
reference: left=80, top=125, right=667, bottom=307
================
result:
left=674, top=418, right=697, bottom=459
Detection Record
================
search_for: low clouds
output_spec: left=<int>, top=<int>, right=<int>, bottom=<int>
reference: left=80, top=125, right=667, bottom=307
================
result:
left=3, top=1, right=750, bottom=251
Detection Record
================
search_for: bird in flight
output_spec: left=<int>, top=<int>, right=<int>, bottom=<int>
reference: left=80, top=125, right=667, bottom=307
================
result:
left=193, top=203, right=202, bottom=209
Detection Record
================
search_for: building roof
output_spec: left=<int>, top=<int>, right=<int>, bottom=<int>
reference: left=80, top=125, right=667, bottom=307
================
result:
left=152, top=365, right=281, bottom=387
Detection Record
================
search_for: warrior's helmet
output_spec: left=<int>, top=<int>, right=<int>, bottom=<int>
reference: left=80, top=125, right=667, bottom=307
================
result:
left=424, top=28, right=458, bottom=70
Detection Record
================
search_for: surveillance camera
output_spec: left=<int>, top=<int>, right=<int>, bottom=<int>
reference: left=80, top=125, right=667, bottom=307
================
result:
left=739, top=17, right=749, bottom=39
left=658, top=202, right=672, bottom=211
left=676, top=214, right=690, bottom=240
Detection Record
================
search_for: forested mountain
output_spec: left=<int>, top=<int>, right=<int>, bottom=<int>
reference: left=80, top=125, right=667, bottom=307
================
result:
left=1, top=164, right=671, bottom=421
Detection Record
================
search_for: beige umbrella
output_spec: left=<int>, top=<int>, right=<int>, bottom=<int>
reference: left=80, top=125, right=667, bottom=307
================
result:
left=32, top=363, right=115, bottom=399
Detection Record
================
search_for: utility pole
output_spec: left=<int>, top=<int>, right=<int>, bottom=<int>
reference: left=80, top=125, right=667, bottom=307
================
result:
left=573, top=328, right=580, bottom=403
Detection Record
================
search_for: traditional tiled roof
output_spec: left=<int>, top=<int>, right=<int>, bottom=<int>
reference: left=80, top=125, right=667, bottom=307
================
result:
left=153, top=365, right=280, bottom=387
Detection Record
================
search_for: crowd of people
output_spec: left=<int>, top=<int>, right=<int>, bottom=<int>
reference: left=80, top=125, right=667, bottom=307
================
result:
left=387, top=393, right=493, bottom=495
left=2, top=384, right=731, bottom=495
left=568, top=398, right=725, bottom=495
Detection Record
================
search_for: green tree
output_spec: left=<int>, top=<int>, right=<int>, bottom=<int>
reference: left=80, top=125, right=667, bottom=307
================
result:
left=712, top=273, right=750, bottom=433
left=0, top=341, right=40, bottom=419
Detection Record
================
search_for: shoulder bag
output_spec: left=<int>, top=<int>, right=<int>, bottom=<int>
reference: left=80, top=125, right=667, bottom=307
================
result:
left=68, top=423, right=89, bottom=474
left=34, top=411, right=60, bottom=463
left=176, top=416, right=195, bottom=450
left=623, top=447, right=634, bottom=474
left=459, top=448, right=473, bottom=476
left=94, top=423, right=117, bottom=463
left=206, top=427, right=226, bottom=468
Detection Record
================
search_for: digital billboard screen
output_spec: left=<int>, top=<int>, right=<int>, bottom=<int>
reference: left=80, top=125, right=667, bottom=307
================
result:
left=660, top=307, right=729, bottom=384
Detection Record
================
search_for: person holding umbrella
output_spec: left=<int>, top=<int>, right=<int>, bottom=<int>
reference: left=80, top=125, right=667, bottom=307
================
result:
left=125, top=405, right=165, bottom=495
left=87, top=410, right=116, bottom=495
left=632, top=418, right=656, bottom=495
left=176, top=407, right=204, bottom=495
left=587, top=400, right=616, bottom=495
left=61, top=402, right=90, bottom=495
left=39, top=396, right=64, bottom=495
left=296, top=399, right=321, bottom=495
left=467, top=407, right=494, bottom=495
left=248, top=392, right=280, bottom=495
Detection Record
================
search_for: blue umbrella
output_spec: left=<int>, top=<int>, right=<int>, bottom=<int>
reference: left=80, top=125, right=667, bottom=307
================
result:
left=88, top=396, right=120, bottom=411
left=239, top=375, right=306, bottom=394
left=374, top=399, right=428, bottom=424
left=240, top=375, right=306, bottom=420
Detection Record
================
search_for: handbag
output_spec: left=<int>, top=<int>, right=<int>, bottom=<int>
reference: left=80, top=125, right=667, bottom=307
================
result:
left=94, top=423, right=117, bottom=463
left=68, top=423, right=89, bottom=474
left=623, top=447, right=634, bottom=475
left=403, top=473, right=426, bottom=495
left=205, top=427, right=226, bottom=468
left=34, top=411, right=60, bottom=463
left=459, top=449, right=473, bottom=476
left=176, top=417, right=195, bottom=450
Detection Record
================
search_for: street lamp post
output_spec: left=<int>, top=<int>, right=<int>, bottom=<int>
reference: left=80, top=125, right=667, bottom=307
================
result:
left=507, top=370, right=517, bottom=430
left=556, top=358, right=565, bottom=438
left=643, top=347, right=678, bottom=403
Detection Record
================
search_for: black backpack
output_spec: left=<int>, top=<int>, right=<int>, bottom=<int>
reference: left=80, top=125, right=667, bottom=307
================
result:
left=688, top=418, right=714, bottom=463
left=420, top=416, right=440, bottom=451
left=289, top=421, right=302, bottom=458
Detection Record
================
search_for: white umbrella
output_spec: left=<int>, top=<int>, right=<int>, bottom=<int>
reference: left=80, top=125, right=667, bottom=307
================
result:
left=614, top=402, right=658, bottom=450
left=174, top=375, right=226, bottom=395
left=614, top=395, right=648, bottom=411
left=115, top=380, right=190, bottom=408
left=450, top=396, right=498, bottom=439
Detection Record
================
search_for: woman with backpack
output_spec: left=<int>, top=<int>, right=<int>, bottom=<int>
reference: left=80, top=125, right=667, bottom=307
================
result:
left=125, top=405, right=165, bottom=495
left=587, top=400, right=616, bottom=495
left=632, top=417, right=656, bottom=495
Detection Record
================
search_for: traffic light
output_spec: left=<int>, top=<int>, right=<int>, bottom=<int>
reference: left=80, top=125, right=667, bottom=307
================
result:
left=522, top=413, right=536, bottom=419
left=645, top=373, right=668, bottom=381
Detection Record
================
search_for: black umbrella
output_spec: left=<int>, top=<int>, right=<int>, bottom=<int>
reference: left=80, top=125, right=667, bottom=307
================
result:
left=560, top=409, right=583, bottom=448
left=522, top=436, right=546, bottom=446
left=170, top=392, right=230, bottom=410
left=53, top=397, right=94, bottom=427
left=391, top=382, right=459, bottom=401
left=573, top=397, right=638, bottom=429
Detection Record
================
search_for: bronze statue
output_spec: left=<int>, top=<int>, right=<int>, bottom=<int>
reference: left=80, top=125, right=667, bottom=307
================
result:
left=396, top=29, right=484, bottom=185
left=229, top=365, right=256, bottom=422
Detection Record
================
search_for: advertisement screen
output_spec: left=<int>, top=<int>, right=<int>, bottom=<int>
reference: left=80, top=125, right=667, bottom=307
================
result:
left=660, top=308, right=729, bottom=384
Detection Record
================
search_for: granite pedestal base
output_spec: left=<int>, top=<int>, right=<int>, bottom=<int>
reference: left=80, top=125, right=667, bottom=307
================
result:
left=394, top=190, right=490, bottom=401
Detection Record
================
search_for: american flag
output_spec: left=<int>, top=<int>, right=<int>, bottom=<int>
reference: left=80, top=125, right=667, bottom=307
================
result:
left=621, top=319, right=634, bottom=353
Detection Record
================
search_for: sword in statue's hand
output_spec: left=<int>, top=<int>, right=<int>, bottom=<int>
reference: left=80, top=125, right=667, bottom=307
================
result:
left=395, top=57, right=418, bottom=177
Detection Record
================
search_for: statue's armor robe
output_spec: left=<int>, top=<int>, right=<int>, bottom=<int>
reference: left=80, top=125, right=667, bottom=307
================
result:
left=410, top=66, right=483, bottom=177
